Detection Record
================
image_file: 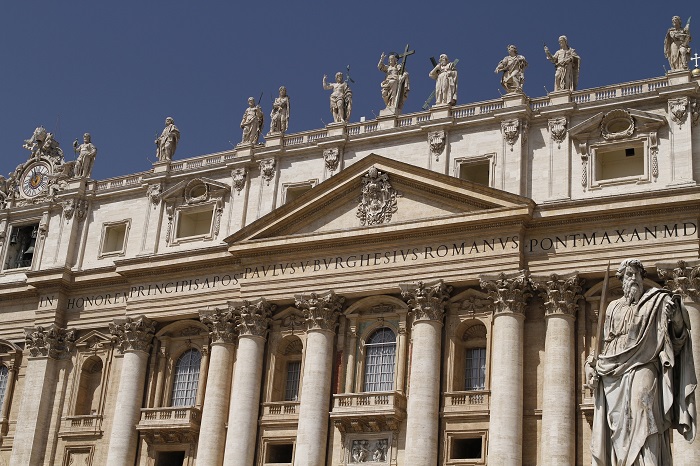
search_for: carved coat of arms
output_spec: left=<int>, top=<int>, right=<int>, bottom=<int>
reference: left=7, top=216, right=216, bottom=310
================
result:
left=356, top=167, right=398, bottom=226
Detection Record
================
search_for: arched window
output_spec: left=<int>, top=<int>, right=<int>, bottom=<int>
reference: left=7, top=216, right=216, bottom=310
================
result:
left=170, top=349, right=202, bottom=407
left=463, top=324, right=487, bottom=391
left=74, top=357, right=104, bottom=415
left=363, top=328, right=396, bottom=392
left=0, top=366, right=8, bottom=410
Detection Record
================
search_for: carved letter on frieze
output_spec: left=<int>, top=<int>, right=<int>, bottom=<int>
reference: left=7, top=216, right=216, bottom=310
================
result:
left=658, top=260, right=700, bottom=302
left=200, top=308, right=238, bottom=344
left=548, top=117, right=567, bottom=149
left=294, top=290, right=345, bottom=332
left=428, top=130, right=446, bottom=161
left=356, top=167, right=398, bottom=226
left=400, top=279, right=452, bottom=323
left=229, top=298, right=276, bottom=337
left=109, top=316, right=156, bottom=353
left=231, top=168, right=246, bottom=195
left=501, top=119, right=520, bottom=151
left=323, top=148, right=341, bottom=173
left=532, top=272, right=584, bottom=317
left=259, top=159, right=276, bottom=186
left=669, top=97, right=689, bottom=127
left=25, top=324, right=76, bottom=359
left=480, top=271, right=532, bottom=315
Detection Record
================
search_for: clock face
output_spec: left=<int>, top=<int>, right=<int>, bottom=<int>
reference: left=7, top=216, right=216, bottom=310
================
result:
left=21, top=162, right=51, bottom=198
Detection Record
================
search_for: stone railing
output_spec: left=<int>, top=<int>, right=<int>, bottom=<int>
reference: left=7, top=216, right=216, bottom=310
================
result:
left=571, top=76, right=668, bottom=104
left=169, top=151, right=233, bottom=172
left=283, top=129, right=328, bottom=147
left=59, top=414, right=103, bottom=438
left=262, top=401, right=300, bottom=417
left=95, top=173, right=145, bottom=192
left=137, top=406, right=201, bottom=430
left=332, top=391, right=407, bottom=416
left=443, top=390, right=490, bottom=414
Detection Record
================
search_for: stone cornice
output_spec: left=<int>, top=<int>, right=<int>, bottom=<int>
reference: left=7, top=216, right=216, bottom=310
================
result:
left=109, top=316, right=156, bottom=354
left=199, top=308, right=237, bottom=344
left=25, top=324, right=76, bottom=359
left=294, top=290, right=345, bottom=332
left=480, top=271, right=532, bottom=315
left=658, top=260, right=700, bottom=301
left=229, top=298, right=276, bottom=338
left=400, top=279, right=452, bottom=323
left=532, top=272, right=584, bottom=317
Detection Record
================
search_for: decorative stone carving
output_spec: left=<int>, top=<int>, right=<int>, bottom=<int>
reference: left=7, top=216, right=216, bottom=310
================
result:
left=269, top=86, right=290, bottom=135
left=200, top=308, right=237, bottom=344
left=23, top=126, right=64, bottom=162
left=109, top=316, right=156, bottom=354
left=294, top=290, right=345, bottom=331
left=323, top=72, right=352, bottom=123
left=429, top=54, right=457, bottom=106
left=501, top=119, right=520, bottom=150
left=691, top=100, right=700, bottom=126
left=259, top=159, right=276, bottom=186
left=240, top=97, right=264, bottom=145
left=495, top=45, right=527, bottom=93
left=356, top=167, right=398, bottom=226
left=229, top=298, right=276, bottom=337
left=480, top=271, right=532, bottom=315
left=669, top=97, right=689, bottom=127
left=548, top=117, right=567, bottom=149
left=658, top=260, right=700, bottom=301
left=25, top=324, right=76, bottom=359
left=232, top=168, right=247, bottom=194
left=72, top=133, right=97, bottom=178
left=532, top=272, right=584, bottom=317
left=650, top=131, right=659, bottom=179
left=281, top=313, right=306, bottom=332
left=378, top=47, right=413, bottom=113
left=155, top=117, right=180, bottom=162
left=459, top=296, right=492, bottom=315
left=544, top=36, right=580, bottom=91
left=324, top=148, right=341, bottom=173
left=601, top=109, right=635, bottom=140
left=664, top=16, right=692, bottom=71
left=399, top=279, right=452, bottom=322
left=62, top=198, right=88, bottom=221
left=350, top=438, right=388, bottom=463
left=147, top=183, right=162, bottom=205
left=428, top=130, right=446, bottom=161
left=165, top=205, right=174, bottom=242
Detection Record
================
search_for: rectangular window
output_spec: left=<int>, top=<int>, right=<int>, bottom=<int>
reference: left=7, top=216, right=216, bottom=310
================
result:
left=595, top=144, right=645, bottom=181
left=266, top=443, right=294, bottom=463
left=451, top=437, right=483, bottom=460
left=4, top=224, right=38, bottom=270
left=284, top=361, right=301, bottom=401
left=100, top=221, right=129, bottom=256
left=176, top=208, right=214, bottom=239
left=459, top=161, right=490, bottom=186
left=465, top=347, right=486, bottom=390
left=284, top=184, right=313, bottom=204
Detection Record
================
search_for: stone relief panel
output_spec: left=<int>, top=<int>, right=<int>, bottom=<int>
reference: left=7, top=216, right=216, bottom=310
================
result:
left=500, top=119, right=520, bottom=150
left=259, top=159, right=276, bottom=186
left=232, top=168, right=247, bottom=194
left=356, top=167, right=398, bottom=226
left=548, top=117, right=567, bottom=149
left=428, top=130, right=446, bottom=161
left=349, top=438, right=389, bottom=463
left=324, top=148, right=341, bottom=173
left=600, top=109, right=634, bottom=140
left=669, top=97, right=689, bottom=127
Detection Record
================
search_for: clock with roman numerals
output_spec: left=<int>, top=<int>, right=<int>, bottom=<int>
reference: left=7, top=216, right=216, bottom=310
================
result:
left=20, top=162, right=51, bottom=198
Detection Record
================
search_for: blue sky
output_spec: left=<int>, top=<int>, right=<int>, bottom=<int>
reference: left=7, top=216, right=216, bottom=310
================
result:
left=0, top=1, right=695, bottom=180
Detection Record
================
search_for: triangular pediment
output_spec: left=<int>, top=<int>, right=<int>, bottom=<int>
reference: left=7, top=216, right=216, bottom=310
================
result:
left=225, top=155, right=534, bottom=256
left=570, top=108, right=666, bottom=141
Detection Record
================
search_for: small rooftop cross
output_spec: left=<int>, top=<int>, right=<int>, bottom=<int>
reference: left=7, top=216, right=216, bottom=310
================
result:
left=691, top=52, right=700, bottom=69
left=398, top=44, right=415, bottom=75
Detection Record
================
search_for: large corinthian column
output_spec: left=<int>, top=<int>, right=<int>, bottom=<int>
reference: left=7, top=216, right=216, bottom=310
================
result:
left=533, top=273, right=583, bottom=466
left=481, top=271, right=531, bottom=465
left=105, top=316, right=156, bottom=466
left=400, top=279, right=452, bottom=466
left=293, top=291, right=345, bottom=466
left=223, top=298, right=274, bottom=466
left=197, top=308, right=237, bottom=466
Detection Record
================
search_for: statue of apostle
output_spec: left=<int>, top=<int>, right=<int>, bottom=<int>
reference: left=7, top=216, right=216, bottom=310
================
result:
left=664, top=16, right=692, bottom=71
left=495, top=45, right=528, bottom=93
left=240, top=97, right=264, bottom=145
left=323, top=72, right=352, bottom=123
left=72, top=133, right=97, bottom=178
left=378, top=53, right=410, bottom=112
left=544, top=36, right=580, bottom=91
left=155, top=117, right=180, bottom=161
left=269, top=86, right=290, bottom=134
left=429, top=54, right=458, bottom=106
left=586, top=259, right=696, bottom=465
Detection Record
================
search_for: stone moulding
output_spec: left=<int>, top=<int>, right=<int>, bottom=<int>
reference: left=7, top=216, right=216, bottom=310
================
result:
left=25, top=324, right=76, bottom=359
left=229, top=298, right=276, bottom=337
left=400, top=279, right=452, bottom=322
left=480, top=271, right=532, bottom=315
left=200, top=308, right=238, bottom=344
left=295, top=290, right=346, bottom=331
left=109, top=316, right=156, bottom=354
left=532, top=272, right=584, bottom=317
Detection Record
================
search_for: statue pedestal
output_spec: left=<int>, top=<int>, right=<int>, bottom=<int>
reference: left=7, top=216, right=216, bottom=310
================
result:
left=667, top=69, right=691, bottom=85
left=377, top=113, right=397, bottom=130
left=152, top=160, right=170, bottom=173
left=548, top=90, right=572, bottom=105
left=326, top=122, right=346, bottom=138
left=264, top=133, right=284, bottom=147
left=429, top=104, right=451, bottom=120
left=502, top=92, right=529, bottom=108
left=235, top=143, right=255, bottom=158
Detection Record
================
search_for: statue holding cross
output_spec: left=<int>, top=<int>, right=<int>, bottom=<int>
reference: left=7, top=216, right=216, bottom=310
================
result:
left=378, top=44, right=414, bottom=114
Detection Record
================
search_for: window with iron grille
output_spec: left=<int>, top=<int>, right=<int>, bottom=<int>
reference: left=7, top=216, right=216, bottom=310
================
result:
left=465, top=347, right=486, bottom=390
left=284, top=360, right=301, bottom=401
left=170, top=349, right=201, bottom=407
left=0, top=366, right=7, bottom=410
left=363, top=328, right=396, bottom=392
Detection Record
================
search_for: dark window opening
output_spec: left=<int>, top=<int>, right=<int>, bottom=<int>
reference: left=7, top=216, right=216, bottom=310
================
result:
left=267, top=443, right=294, bottom=463
left=155, top=450, right=185, bottom=466
left=5, top=224, right=38, bottom=269
left=459, top=162, right=490, bottom=186
left=451, top=437, right=482, bottom=460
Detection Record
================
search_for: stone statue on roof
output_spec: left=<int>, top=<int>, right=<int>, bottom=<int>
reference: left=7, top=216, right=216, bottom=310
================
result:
left=378, top=52, right=410, bottom=112
left=155, top=117, right=180, bottom=161
left=495, top=45, right=528, bottom=94
left=73, top=133, right=97, bottom=178
left=429, top=54, right=458, bottom=106
left=665, top=16, right=692, bottom=71
left=269, top=86, right=290, bottom=134
left=323, top=72, right=352, bottom=123
left=240, top=97, right=263, bottom=145
left=544, top=36, right=580, bottom=91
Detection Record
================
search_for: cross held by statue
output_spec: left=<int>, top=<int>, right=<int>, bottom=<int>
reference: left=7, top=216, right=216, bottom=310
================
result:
left=398, top=44, right=415, bottom=75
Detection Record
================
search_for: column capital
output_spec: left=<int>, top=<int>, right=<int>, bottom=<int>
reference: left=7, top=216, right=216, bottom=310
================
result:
left=230, top=298, right=276, bottom=338
left=400, top=279, right=452, bottom=323
left=480, top=271, right=532, bottom=315
left=294, top=290, right=345, bottom=332
left=200, top=308, right=237, bottom=344
left=658, top=260, right=700, bottom=302
left=532, top=272, right=584, bottom=317
left=24, top=324, right=75, bottom=359
left=109, top=316, right=156, bottom=354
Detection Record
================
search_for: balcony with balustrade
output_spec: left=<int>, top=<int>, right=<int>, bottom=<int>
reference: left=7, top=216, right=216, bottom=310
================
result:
left=442, top=391, right=490, bottom=419
left=58, top=414, right=104, bottom=439
left=136, top=406, right=201, bottom=443
left=260, top=401, right=300, bottom=428
left=330, top=392, right=407, bottom=432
